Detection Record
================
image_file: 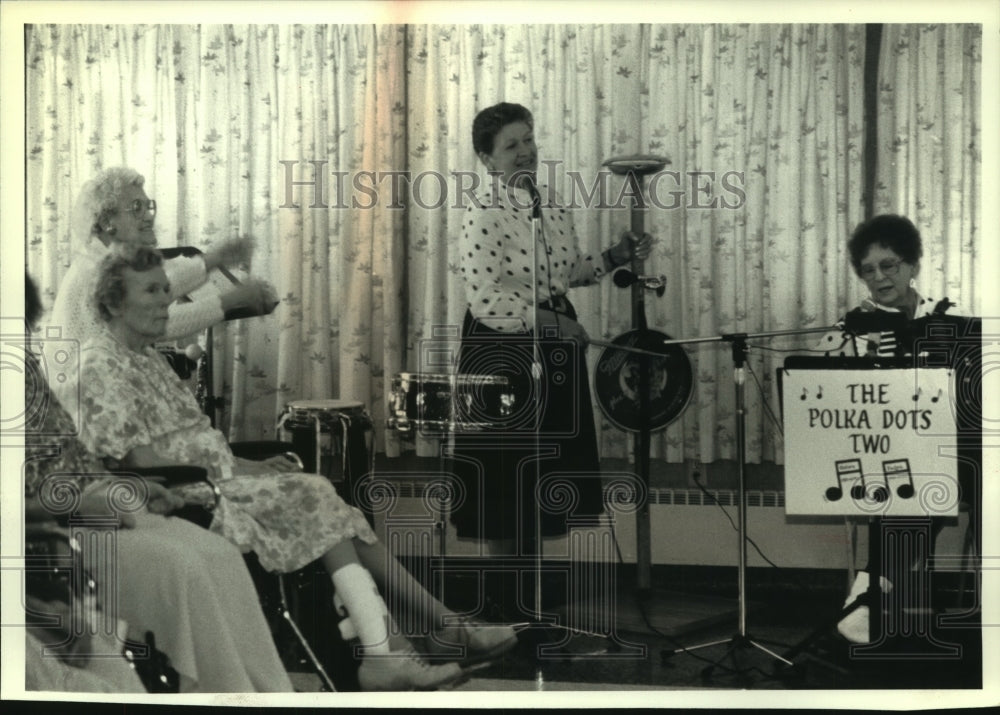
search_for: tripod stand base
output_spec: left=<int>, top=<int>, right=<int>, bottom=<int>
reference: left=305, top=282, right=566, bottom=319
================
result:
left=665, top=632, right=794, bottom=685
left=616, top=588, right=737, bottom=638
left=668, top=632, right=792, bottom=662
left=509, top=619, right=645, bottom=662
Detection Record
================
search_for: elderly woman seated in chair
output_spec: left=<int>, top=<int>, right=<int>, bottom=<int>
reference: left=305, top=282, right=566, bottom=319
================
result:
left=49, top=166, right=275, bottom=347
left=69, top=246, right=517, bottom=691
left=23, top=274, right=292, bottom=694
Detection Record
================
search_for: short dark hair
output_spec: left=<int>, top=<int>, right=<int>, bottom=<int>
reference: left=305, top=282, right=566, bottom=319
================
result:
left=847, top=214, right=923, bottom=275
left=95, top=246, right=165, bottom=321
left=25, top=273, right=43, bottom=330
left=472, top=102, right=534, bottom=156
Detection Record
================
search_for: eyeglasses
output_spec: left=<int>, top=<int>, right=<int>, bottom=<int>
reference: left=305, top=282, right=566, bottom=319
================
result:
left=859, top=258, right=903, bottom=280
left=123, top=199, right=156, bottom=218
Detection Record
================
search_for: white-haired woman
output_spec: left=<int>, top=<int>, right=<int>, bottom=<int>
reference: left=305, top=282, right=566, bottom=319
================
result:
left=49, top=166, right=274, bottom=347
left=69, top=246, right=518, bottom=691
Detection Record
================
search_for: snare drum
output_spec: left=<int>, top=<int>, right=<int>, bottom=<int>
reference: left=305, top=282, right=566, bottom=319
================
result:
left=387, top=372, right=516, bottom=433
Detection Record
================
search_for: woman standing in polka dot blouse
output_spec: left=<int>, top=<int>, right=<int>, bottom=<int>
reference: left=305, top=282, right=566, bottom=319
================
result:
left=448, top=102, right=653, bottom=621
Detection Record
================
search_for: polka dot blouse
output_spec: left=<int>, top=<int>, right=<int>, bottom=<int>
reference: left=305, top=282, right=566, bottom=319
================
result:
left=460, top=182, right=609, bottom=333
left=815, top=294, right=947, bottom=356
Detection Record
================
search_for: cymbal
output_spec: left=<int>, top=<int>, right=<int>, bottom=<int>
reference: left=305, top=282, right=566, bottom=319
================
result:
left=603, top=154, right=671, bottom=176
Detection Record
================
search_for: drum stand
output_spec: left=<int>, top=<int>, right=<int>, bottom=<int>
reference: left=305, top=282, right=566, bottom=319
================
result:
left=660, top=327, right=831, bottom=678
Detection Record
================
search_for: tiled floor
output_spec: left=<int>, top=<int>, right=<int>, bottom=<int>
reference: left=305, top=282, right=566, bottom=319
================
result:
left=285, top=582, right=983, bottom=694
left=279, top=451, right=985, bottom=696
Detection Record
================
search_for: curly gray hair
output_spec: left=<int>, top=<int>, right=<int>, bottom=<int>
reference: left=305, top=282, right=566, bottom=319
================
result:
left=72, top=167, right=145, bottom=249
left=95, top=245, right=165, bottom=321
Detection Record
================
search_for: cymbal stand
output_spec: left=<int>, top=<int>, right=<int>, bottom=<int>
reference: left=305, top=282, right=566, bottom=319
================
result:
left=602, top=154, right=669, bottom=594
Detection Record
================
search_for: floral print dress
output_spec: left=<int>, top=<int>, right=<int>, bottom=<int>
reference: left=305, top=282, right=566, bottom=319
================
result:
left=24, top=350, right=293, bottom=691
left=76, top=331, right=376, bottom=573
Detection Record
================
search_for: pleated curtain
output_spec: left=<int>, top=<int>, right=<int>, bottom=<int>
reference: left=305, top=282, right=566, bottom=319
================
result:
left=25, top=23, right=980, bottom=464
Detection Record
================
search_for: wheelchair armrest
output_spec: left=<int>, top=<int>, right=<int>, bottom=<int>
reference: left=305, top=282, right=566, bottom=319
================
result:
left=223, top=301, right=280, bottom=322
left=125, top=465, right=210, bottom=486
left=159, top=246, right=204, bottom=259
left=229, top=440, right=302, bottom=465
left=24, top=518, right=79, bottom=610
left=113, top=467, right=218, bottom=530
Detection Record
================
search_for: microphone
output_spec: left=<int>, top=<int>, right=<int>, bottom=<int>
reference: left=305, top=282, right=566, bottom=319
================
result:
left=613, top=269, right=667, bottom=296
left=931, top=297, right=955, bottom=315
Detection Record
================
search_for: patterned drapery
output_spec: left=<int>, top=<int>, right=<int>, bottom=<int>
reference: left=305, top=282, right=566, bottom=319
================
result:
left=26, top=24, right=407, bottom=445
left=873, top=24, right=980, bottom=312
left=25, top=23, right=980, bottom=464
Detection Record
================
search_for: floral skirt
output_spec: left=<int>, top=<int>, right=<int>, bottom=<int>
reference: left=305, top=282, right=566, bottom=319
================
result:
left=175, top=460, right=377, bottom=573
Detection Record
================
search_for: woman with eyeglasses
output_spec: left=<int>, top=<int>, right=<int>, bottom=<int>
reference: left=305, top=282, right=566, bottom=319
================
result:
left=814, top=214, right=969, bottom=645
left=817, top=214, right=948, bottom=359
left=48, top=167, right=276, bottom=348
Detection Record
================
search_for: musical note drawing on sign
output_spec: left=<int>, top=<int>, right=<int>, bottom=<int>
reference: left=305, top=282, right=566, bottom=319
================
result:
left=827, top=459, right=863, bottom=501
left=883, top=458, right=915, bottom=499
left=800, top=386, right=824, bottom=401
left=868, top=477, right=889, bottom=504
left=827, top=458, right=888, bottom=503
left=783, top=367, right=958, bottom=517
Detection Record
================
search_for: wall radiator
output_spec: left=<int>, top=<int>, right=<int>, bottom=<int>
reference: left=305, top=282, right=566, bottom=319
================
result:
left=366, top=480, right=970, bottom=569
left=366, top=481, right=899, bottom=569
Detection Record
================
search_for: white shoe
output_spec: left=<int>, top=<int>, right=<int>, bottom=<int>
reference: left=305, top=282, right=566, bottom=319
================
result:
left=836, top=571, right=892, bottom=644
left=425, top=616, right=519, bottom=665
left=357, top=645, right=464, bottom=691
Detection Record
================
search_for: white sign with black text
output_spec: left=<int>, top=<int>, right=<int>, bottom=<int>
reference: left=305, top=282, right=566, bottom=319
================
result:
left=782, top=367, right=959, bottom=517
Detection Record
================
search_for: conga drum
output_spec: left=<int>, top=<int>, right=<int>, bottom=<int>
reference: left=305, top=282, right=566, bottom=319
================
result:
left=277, top=399, right=374, bottom=524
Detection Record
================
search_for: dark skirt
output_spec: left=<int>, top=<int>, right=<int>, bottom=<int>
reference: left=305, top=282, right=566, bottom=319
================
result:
left=448, top=306, right=605, bottom=547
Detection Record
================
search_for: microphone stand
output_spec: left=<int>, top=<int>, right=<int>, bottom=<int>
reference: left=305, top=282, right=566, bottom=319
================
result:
left=525, top=178, right=551, bottom=689
left=658, top=325, right=832, bottom=675
left=520, top=179, right=645, bottom=676
left=529, top=183, right=545, bottom=637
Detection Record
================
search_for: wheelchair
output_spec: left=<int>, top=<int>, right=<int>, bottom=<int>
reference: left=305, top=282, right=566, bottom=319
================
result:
left=24, top=515, right=179, bottom=692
